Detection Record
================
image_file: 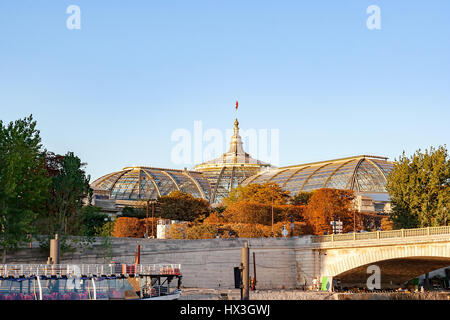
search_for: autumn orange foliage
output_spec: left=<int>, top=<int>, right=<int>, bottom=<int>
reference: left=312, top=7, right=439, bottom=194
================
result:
left=381, top=216, right=394, bottom=231
left=114, top=186, right=369, bottom=239
left=222, top=201, right=305, bottom=226
left=112, top=217, right=141, bottom=238
left=272, top=221, right=312, bottom=237
left=140, top=217, right=158, bottom=237
left=223, top=182, right=290, bottom=206
left=303, top=188, right=357, bottom=235
left=223, top=201, right=274, bottom=225
left=166, top=223, right=188, bottom=239
left=225, top=223, right=270, bottom=238
left=112, top=217, right=158, bottom=238
left=185, top=224, right=218, bottom=239
left=203, top=212, right=226, bottom=225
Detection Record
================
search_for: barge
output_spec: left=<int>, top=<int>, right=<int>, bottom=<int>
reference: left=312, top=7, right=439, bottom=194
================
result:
left=0, top=263, right=182, bottom=300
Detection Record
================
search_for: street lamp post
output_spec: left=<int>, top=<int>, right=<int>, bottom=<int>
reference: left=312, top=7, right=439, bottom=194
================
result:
left=289, top=215, right=294, bottom=237
left=444, top=207, right=447, bottom=226
left=151, top=200, right=155, bottom=238
left=271, top=195, right=274, bottom=236
left=269, top=183, right=276, bottom=237
left=142, top=176, right=151, bottom=239
left=146, top=199, right=149, bottom=238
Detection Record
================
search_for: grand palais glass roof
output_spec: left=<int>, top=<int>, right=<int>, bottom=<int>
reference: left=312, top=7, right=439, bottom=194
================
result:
left=91, top=167, right=212, bottom=204
left=193, top=119, right=271, bottom=204
left=90, top=118, right=394, bottom=208
left=241, top=155, right=394, bottom=197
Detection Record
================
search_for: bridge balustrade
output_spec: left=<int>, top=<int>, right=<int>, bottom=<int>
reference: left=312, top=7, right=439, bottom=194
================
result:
left=312, top=225, right=450, bottom=243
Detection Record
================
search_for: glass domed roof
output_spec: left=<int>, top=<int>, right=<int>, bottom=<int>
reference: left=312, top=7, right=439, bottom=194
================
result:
left=91, top=166, right=212, bottom=203
left=242, top=155, right=393, bottom=197
left=194, top=118, right=272, bottom=204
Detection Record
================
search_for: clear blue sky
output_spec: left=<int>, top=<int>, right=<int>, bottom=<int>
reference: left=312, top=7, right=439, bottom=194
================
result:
left=1, top=1, right=449, bottom=181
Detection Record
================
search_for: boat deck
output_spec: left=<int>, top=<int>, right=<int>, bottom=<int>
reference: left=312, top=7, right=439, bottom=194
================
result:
left=0, top=264, right=181, bottom=278
left=0, top=264, right=182, bottom=300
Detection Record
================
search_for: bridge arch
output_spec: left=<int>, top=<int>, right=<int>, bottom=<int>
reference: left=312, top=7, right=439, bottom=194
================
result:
left=319, top=243, right=450, bottom=288
left=324, top=243, right=450, bottom=277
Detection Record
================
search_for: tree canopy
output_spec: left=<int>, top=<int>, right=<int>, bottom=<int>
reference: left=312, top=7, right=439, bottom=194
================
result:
left=79, top=205, right=109, bottom=237
left=386, top=146, right=449, bottom=229
left=223, top=182, right=291, bottom=206
left=290, top=191, right=314, bottom=206
left=303, top=188, right=357, bottom=235
left=0, top=115, right=50, bottom=262
left=40, top=151, right=92, bottom=236
left=222, top=201, right=305, bottom=225
left=121, top=206, right=148, bottom=219
left=0, top=115, right=105, bottom=260
left=112, top=217, right=157, bottom=238
left=158, top=191, right=210, bottom=222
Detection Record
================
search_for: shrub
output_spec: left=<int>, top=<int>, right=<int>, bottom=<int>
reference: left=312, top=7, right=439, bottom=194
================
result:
left=112, top=217, right=159, bottom=238
left=185, top=224, right=217, bottom=239
left=112, top=217, right=142, bottom=238
left=167, top=223, right=187, bottom=239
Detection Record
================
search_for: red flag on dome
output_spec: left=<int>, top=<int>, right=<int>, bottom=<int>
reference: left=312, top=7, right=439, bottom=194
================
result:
left=235, top=100, right=238, bottom=110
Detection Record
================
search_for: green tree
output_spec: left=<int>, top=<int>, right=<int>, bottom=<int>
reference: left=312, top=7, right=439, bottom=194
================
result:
left=80, top=205, right=109, bottom=237
left=121, top=206, right=147, bottom=219
left=0, top=115, right=51, bottom=262
left=386, top=146, right=450, bottom=229
left=42, top=151, right=92, bottom=236
left=290, top=191, right=314, bottom=206
left=158, top=191, right=210, bottom=222
left=95, top=219, right=115, bottom=238
left=96, top=219, right=115, bottom=263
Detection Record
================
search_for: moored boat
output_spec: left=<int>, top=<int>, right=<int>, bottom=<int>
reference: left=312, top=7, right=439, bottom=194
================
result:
left=0, top=263, right=182, bottom=300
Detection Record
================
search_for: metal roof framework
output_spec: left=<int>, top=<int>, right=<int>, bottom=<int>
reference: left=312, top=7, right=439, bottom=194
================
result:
left=241, top=155, right=394, bottom=196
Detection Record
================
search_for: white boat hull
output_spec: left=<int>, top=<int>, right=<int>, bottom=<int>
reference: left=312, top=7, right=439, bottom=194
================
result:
left=142, top=290, right=182, bottom=300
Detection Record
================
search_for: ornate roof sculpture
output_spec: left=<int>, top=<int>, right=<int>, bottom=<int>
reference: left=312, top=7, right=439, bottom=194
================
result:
left=196, top=119, right=270, bottom=166
left=241, top=155, right=394, bottom=200
left=90, top=166, right=212, bottom=206
left=193, top=118, right=272, bottom=204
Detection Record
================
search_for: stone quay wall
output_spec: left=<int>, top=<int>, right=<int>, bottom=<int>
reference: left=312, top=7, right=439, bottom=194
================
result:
left=6, top=236, right=314, bottom=290
left=6, top=233, right=449, bottom=290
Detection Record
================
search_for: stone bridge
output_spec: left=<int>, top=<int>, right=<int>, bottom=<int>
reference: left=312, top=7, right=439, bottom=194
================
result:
left=6, top=226, right=450, bottom=290
left=297, top=226, right=450, bottom=288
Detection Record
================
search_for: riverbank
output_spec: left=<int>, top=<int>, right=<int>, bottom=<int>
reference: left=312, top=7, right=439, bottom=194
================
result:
left=178, top=288, right=450, bottom=300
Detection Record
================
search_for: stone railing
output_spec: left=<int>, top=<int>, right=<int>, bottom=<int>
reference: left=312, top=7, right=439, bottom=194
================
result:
left=311, top=226, right=450, bottom=243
